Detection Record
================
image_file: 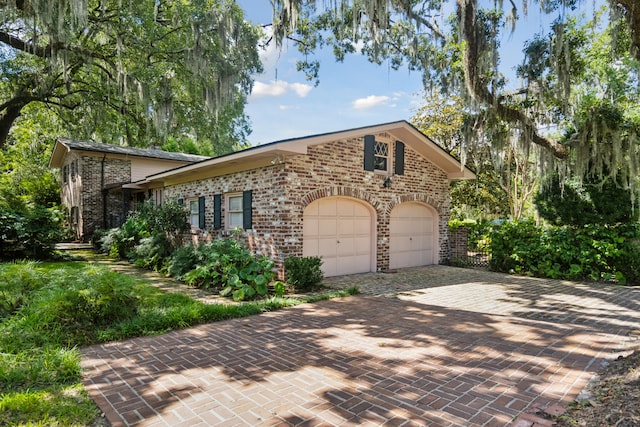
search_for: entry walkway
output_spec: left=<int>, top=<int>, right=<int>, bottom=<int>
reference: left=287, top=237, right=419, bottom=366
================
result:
left=81, top=266, right=640, bottom=426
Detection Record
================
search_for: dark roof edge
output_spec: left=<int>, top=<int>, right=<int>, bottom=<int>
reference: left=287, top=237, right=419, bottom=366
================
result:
left=56, top=138, right=210, bottom=163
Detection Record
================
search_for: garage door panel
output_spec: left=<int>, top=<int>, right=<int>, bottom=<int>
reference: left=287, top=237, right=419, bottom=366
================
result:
left=337, top=199, right=354, bottom=216
left=337, top=240, right=355, bottom=257
left=319, top=200, right=337, bottom=216
left=338, top=219, right=355, bottom=236
left=390, top=202, right=437, bottom=269
left=354, top=237, right=370, bottom=254
left=318, top=219, right=337, bottom=236
left=354, top=219, right=370, bottom=234
left=303, top=238, right=318, bottom=255
left=318, top=237, right=338, bottom=255
left=304, top=197, right=374, bottom=277
left=303, top=218, right=318, bottom=235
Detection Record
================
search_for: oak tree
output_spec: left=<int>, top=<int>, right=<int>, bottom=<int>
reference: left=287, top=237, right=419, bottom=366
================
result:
left=0, top=0, right=263, bottom=151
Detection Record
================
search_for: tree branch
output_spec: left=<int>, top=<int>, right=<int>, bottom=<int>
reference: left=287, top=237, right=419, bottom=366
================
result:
left=0, top=30, right=50, bottom=57
left=457, top=0, right=569, bottom=159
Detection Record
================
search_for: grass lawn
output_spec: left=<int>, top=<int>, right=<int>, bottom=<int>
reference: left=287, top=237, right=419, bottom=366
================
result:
left=0, top=260, right=357, bottom=426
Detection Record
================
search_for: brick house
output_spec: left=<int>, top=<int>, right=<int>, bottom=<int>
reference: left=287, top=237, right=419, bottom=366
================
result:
left=134, top=121, right=475, bottom=277
left=48, top=138, right=209, bottom=241
left=50, top=121, right=474, bottom=276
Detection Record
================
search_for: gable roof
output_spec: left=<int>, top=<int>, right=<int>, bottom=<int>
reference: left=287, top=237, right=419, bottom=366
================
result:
left=49, top=138, right=210, bottom=168
left=136, top=120, right=474, bottom=187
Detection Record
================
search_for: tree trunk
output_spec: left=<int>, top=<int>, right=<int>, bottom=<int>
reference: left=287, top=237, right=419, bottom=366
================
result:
left=616, top=0, right=640, bottom=62
left=0, top=101, right=27, bottom=148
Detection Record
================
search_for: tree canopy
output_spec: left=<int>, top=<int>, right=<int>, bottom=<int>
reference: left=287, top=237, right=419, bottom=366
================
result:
left=270, top=0, right=640, bottom=200
left=0, top=0, right=263, bottom=152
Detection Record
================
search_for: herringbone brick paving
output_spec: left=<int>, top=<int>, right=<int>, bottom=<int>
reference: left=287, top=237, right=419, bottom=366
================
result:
left=81, top=265, right=640, bottom=426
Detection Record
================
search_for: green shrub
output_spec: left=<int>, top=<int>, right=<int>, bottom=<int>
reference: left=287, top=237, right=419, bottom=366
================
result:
left=168, top=238, right=277, bottom=301
left=0, top=205, right=64, bottom=260
left=100, top=200, right=189, bottom=267
left=132, top=233, right=175, bottom=271
left=90, top=228, right=107, bottom=251
left=535, top=173, right=638, bottom=226
left=489, top=220, right=640, bottom=284
left=284, top=256, right=324, bottom=291
left=166, top=244, right=199, bottom=279
left=0, top=262, right=46, bottom=319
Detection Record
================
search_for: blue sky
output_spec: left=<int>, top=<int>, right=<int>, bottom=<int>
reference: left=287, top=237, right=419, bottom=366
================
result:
left=237, top=1, right=593, bottom=145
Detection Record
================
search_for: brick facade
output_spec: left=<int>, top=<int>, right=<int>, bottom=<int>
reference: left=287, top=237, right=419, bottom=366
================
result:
left=165, top=133, right=453, bottom=277
left=449, top=226, right=469, bottom=262
left=60, top=154, right=131, bottom=240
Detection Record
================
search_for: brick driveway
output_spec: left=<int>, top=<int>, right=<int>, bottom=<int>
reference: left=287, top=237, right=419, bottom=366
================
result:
left=81, top=266, right=640, bottom=426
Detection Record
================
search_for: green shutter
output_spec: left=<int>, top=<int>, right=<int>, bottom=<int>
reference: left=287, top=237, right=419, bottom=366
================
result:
left=242, top=190, right=253, bottom=229
left=394, top=141, right=405, bottom=175
left=364, top=135, right=375, bottom=171
left=213, top=194, right=222, bottom=229
left=198, top=196, right=206, bottom=229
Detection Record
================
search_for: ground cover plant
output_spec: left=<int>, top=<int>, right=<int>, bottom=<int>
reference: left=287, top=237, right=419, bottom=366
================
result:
left=0, top=260, right=357, bottom=425
left=96, top=202, right=288, bottom=302
left=166, top=239, right=284, bottom=301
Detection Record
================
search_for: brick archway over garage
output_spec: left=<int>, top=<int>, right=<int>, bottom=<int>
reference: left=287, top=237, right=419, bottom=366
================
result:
left=385, top=193, right=446, bottom=217
left=300, top=186, right=383, bottom=214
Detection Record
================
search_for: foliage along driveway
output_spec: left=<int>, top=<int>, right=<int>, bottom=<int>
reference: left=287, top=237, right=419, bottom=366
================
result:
left=81, top=266, right=640, bottom=426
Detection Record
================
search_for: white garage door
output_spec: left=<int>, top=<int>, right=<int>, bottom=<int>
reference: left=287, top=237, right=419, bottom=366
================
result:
left=389, top=202, right=437, bottom=269
left=303, top=197, right=373, bottom=277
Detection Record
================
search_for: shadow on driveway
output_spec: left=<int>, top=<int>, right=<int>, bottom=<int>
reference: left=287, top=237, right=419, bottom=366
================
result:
left=81, top=266, right=640, bottom=426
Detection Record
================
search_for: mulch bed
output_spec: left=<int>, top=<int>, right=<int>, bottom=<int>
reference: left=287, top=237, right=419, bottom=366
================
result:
left=554, top=350, right=640, bottom=426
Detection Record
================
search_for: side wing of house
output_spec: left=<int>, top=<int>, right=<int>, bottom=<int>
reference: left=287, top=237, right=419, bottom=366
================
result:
left=49, top=139, right=208, bottom=241
left=148, top=121, right=473, bottom=278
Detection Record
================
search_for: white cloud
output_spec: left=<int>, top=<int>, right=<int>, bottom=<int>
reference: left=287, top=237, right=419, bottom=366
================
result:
left=352, top=95, right=390, bottom=110
left=252, top=81, right=288, bottom=97
left=289, top=82, right=313, bottom=97
left=250, top=80, right=313, bottom=99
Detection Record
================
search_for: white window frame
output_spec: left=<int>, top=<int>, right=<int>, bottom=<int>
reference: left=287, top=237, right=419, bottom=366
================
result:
left=188, top=199, right=200, bottom=229
left=226, top=193, right=244, bottom=230
left=373, top=137, right=392, bottom=174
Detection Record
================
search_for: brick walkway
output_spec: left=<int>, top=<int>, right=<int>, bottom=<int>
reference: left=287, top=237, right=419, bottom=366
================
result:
left=81, top=266, right=640, bottom=426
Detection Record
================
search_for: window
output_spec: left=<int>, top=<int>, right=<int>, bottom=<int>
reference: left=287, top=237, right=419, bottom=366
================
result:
left=70, top=160, right=77, bottom=180
left=374, top=140, right=389, bottom=172
left=153, top=189, right=164, bottom=206
left=221, top=190, right=252, bottom=230
left=63, top=165, right=68, bottom=183
left=364, top=135, right=405, bottom=175
left=189, top=200, right=199, bottom=228
left=227, top=194, right=244, bottom=229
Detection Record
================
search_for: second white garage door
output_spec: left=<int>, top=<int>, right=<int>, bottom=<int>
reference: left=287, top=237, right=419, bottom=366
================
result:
left=389, top=202, right=438, bottom=269
left=303, top=197, right=374, bottom=277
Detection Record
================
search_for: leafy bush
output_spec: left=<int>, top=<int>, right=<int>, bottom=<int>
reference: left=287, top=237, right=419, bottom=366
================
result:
left=98, top=200, right=188, bottom=262
left=284, top=256, right=324, bottom=291
left=0, top=204, right=64, bottom=260
left=166, top=238, right=277, bottom=301
left=166, top=244, right=199, bottom=279
left=490, top=220, right=640, bottom=284
left=535, top=173, right=638, bottom=226
left=132, top=233, right=175, bottom=271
